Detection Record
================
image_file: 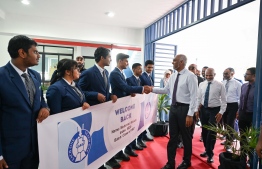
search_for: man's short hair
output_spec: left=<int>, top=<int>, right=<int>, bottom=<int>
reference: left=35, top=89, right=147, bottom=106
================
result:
left=227, top=67, right=235, bottom=73
left=247, top=67, right=256, bottom=75
left=145, top=60, right=154, bottom=66
left=132, top=63, right=142, bottom=69
left=203, top=66, right=208, bottom=69
left=94, top=47, right=110, bottom=63
left=116, top=53, right=129, bottom=62
left=8, top=35, right=37, bottom=59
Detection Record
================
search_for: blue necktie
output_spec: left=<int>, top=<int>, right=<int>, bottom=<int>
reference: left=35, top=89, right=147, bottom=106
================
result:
left=137, top=78, right=141, bottom=86
left=172, top=73, right=180, bottom=105
left=149, top=75, right=153, bottom=86
left=204, top=82, right=211, bottom=108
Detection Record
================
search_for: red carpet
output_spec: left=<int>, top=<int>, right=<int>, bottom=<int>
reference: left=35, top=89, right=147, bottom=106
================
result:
left=119, top=127, right=225, bottom=169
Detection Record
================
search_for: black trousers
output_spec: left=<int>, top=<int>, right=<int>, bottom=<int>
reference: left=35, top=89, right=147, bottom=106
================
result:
left=8, top=152, right=39, bottom=169
left=201, top=106, right=220, bottom=158
left=167, top=105, right=192, bottom=167
left=238, top=111, right=253, bottom=152
left=222, top=102, right=238, bottom=142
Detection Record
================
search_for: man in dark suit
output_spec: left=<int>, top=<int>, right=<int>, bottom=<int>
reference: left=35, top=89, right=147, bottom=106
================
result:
left=74, top=56, right=86, bottom=83
left=140, top=60, right=154, bottom=86
left=188, top=64, right=204, bottom=85
left=78, top=47, right=117, bottom=169
left=126, top=63, right=147, bottom=149
left=0, top=35, right=49, bottom=169
left=109, top=53, right=151, bottom=160
left=139, top=60, right=155, bottom=142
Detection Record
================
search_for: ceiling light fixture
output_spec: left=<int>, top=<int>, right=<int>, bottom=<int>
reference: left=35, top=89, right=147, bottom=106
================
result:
left=21, top=0, right=30, bottom=5
left=105, top=12, right=115, bottom=18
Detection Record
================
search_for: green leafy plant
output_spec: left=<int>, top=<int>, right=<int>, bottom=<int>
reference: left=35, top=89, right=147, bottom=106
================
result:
left=204, top=124, right=259, bottom=160
left=157, top=94, right=171, bottom=122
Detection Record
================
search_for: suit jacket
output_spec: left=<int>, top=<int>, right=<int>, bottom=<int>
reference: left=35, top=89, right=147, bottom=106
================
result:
left=0, top=62, right=47, bottom=163
left=126, top=75, right=140, bottom=87
left=197, top=76, right=204, bottom=86
left=140, top=72, right=154, bottom=86
left=78, top=65, right=111, bottom=106
left=109, top=68, right=143, bottom=98
left=46, top=79, right=85, bottom=114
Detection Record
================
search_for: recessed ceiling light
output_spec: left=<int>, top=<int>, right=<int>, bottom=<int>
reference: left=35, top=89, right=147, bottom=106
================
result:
left=21, top=0, right=30, bottom=5
left=105, top=12, right=115, bottom=18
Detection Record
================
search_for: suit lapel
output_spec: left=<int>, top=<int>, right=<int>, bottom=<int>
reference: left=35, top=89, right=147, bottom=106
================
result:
left=93, top=66, right=106, bottom=88
left=6, top=63, right=31, bottom=106
left=115, top=68, right=126, bottom=81
left=61, top=80, right=82, bottom=104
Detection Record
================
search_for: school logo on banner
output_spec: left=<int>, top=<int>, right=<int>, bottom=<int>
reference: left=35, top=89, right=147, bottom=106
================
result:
left=68, top=124, right=92, bottom=163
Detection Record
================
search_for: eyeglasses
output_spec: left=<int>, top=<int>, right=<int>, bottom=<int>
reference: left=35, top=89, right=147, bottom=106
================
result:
left=244, top=73, right=252, bottom=76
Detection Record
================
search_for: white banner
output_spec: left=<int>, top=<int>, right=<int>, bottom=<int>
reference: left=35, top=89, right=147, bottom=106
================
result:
left=38, top=93, right=157, bottom=169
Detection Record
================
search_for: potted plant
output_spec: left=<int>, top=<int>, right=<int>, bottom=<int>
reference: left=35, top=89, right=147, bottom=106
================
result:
left=149, top=94, right=171, bottom=137
left=203, top=124, right=259, bottom=169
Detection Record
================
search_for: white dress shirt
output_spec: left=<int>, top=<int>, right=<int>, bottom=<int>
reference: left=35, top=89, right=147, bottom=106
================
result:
left=10, top=61, right=29, bottom=84
left=95, top=63, right=104, bottom=76
left=152, top=68, right=198, bottom=116
left=197, top=80, right=227, bottom=114
left=222, top=78, right=242, bottom=103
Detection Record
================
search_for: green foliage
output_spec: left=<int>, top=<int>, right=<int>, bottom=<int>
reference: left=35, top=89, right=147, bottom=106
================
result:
left=157, top=94, right=171, bottom=121
left=41, top=85, right=49, bottom=91
left=203, top=124, right=259, bottom=160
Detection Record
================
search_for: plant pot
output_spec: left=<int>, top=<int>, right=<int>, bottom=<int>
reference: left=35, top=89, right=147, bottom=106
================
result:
left=218, top=152, right=246, bottom=169
left=149, top=121, right=168, bottom=137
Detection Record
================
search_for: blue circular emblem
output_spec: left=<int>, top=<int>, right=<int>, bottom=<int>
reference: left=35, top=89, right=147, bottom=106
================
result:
left=68, top=129, right=92, bottom=163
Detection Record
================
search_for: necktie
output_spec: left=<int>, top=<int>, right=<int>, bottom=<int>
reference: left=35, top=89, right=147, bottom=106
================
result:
left=149, top=75, right=153, bottom=86
left=225, top=80, right=229, bottom=93
left=137, top=78, right=141, bottom=86
left=121, top=73, right=125, bottom=80
left=242, top=84, right=251, bottom=112
left=103, top=70, right=108, bottom=87
left=21, top=73, right=35, bottom=106
left=71, top=86, right=83, bottom=102
left=204, top=82, right=211, bottom=108
left=171, top=73, right=180, bottom=105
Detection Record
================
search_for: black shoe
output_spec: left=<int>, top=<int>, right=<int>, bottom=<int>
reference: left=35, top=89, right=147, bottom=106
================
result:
left=200, top=151, right=207, bottom=157
left=199, top=136, right=203, bottom=142
left=124, top=149, right=138, bottom=157
left=207, top=156, right=214, bottom=163
left=161, top=164, right=174, bottom=169
left=177, top=142, right=184, bottom=148
left=177, top=161, right=191, bottom=169
left=226, top=145, right=232, bottom=153
left=132, top=145, right=143, bottom=150
left=98, top=165, right=107, bottom=169
left=220, top=141, right=226, bottom=145
left=114, top=151, right=130, bottom=161
left=143, top=135, right=154, bottom=141
left=137, top=140, right=147, bottom=148
left=106, top=158, right=121, bottom=168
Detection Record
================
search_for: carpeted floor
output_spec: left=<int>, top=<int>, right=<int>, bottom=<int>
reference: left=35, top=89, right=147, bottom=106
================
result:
left=112, top=126, right=226, bottom=169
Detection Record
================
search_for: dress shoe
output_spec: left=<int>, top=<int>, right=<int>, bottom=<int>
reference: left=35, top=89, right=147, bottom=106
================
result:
left=177, top=142, right=184, bottom=148
left=226, top=145, right=232, bottom=153
left=143, top=135, right=154, bottom=141
left=137, top=140, right=147, bottom=148
left=106, top=158, right=121, bottom=168
left=177, top=161, right=191, bottom=169
left=132, top=145, right=143, bottom=150
left=161, top=164, right=174, bottom=169
left=124, top=149, right=138, bottom=157
left=200, top=151, right=207, bottom=157
left=207, top=156, right=214, bottom=163
left=98, top=165, right=107, bottom=169
left=114, top=151, right=130, bottom=161
left=199, top=136, right=203, bottom=142
left=220, top=141, right=226, bottom=145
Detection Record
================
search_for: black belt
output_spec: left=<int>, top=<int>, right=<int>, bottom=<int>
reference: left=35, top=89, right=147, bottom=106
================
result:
left=172, top=102, right=189, bottom=106
left=204, top=106, right=220, bottom=109
left=227, top=102, right=238, bottom=105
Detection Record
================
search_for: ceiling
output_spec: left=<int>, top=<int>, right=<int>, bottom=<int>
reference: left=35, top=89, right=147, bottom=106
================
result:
left=0, top=0, right=186, bottom=29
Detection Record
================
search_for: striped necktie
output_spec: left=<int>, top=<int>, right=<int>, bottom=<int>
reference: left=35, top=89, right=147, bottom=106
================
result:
left=71, top=86, right=83, bottom=102
left=204, top=82, right=211, bottom=108
left=21, top=73, right=35, bottom=107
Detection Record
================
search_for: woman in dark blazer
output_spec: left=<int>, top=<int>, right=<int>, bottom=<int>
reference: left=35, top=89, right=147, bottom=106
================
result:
left=46, top=59, right=90, bottom=115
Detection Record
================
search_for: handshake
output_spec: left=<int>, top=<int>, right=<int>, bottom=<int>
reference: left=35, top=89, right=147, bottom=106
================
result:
left=143, top=85, right=153, bottom=94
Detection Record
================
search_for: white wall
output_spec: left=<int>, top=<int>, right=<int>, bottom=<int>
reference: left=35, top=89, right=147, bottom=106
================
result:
left=157, top=0, right=259, bottom=81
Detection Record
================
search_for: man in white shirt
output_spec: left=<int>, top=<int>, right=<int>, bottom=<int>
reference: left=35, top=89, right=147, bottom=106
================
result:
left=221, top=68, right=242, bottom=152
left=196, top=68, right=227, bottom=163
left=150, top=54, right=198, bottom=169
